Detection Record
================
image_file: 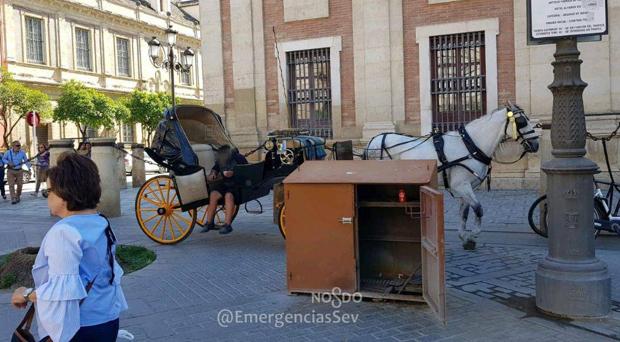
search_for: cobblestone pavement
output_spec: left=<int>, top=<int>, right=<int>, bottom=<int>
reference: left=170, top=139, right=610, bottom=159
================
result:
left=1, top=179, right=619, bottom=341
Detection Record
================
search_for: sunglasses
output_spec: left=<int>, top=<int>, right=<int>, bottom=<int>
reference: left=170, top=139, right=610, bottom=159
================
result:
left=14, top=145, right=21, bottom=147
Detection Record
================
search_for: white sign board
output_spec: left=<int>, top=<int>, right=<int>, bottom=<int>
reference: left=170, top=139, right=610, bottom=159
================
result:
left=529, top=0, right=607, bottom=40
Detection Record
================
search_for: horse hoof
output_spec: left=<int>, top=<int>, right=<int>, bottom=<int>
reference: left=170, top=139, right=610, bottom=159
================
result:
left=463, top=239, right=476, bottom=250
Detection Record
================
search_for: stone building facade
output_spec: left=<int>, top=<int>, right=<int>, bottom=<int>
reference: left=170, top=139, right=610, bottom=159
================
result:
left=1, top=0, right=203, bottom=154
left=200, top=0, right=620, bottom=189
left=200, top=0, right=521, bottom=183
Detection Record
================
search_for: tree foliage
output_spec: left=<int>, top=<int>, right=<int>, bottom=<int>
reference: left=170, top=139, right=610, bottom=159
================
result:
left=0, top=69, right=52, bottom=148
left=123, top=89, right=171, bottom=144
left=53, top=80, right=128, bottom=140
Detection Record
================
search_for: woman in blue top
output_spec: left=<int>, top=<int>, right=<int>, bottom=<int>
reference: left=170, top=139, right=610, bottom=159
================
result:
left=11, top=152, right=127, bottom=342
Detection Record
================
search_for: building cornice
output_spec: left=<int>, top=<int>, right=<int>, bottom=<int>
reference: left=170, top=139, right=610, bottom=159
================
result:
left=9, top=0, right=200, bottom=45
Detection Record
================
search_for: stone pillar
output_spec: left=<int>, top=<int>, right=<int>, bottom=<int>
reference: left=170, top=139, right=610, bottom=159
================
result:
left=90, top=138, right=121, bottom=217
left=116, top=143, right=127, bottom=189
left=48, top=139, right=75, bottom=167
left=228, top=0, right=260, bottom=149
left=200, top=0, right=226, bottom=115
left=353, top=0, right=400, bottom=141
left=536, top=38, right=610, bottom=318
left=131, top=143, right=146, bottom=188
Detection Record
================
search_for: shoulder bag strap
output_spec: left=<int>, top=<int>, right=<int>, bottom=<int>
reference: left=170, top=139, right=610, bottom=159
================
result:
left=19, top=304, right=36, bottom=331
left=98, top=213, right=117, bottom=285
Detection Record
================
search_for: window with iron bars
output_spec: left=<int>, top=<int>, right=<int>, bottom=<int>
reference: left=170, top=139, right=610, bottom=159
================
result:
left=286, top=48, right=332, bottom=138
left=430, top=31, right=486, bottom=133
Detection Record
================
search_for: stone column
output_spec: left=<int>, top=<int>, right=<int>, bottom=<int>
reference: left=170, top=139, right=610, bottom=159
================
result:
left=200, top=0, right=226, bottom=115
left=116, top=143, right=127, bottom=189
left=48, top=139, right=75, bottom=167
left=131, top=143, right=146, bottom=188
left=90, top=138, right=121, bottom=217
left=228, top=0, right=260, bottom=149
left=353, top=0, right=399, bottom=141
left=536, top=38, right=610, bottom=318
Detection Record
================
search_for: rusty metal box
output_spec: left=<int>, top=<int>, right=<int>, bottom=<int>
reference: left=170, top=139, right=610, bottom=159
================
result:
left=283, top=160, right=445, bottom=322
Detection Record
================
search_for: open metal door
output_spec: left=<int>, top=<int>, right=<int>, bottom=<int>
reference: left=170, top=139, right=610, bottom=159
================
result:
left=285, top=183, right=357, bottom=293
left=420, top=186, right=446, bottom=323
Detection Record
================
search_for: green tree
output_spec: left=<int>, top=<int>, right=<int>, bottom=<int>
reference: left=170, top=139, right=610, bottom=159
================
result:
left=124, top=89, right=171, bottom=145
left=0, top=69, right=51, bottom=148
left=53, top=80, right=128, bottom=140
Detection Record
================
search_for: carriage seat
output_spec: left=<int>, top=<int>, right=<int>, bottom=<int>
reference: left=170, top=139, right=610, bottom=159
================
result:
left=233, top=161, right=265, bottom=188
left=191, top=143, right=216, bottom=171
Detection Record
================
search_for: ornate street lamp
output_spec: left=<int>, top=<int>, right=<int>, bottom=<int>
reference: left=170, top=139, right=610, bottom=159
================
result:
left=147, top=20, right=194, bottom=112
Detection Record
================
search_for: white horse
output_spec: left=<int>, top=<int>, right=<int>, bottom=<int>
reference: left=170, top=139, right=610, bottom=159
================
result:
left=365, top=105, right=540, bottom=250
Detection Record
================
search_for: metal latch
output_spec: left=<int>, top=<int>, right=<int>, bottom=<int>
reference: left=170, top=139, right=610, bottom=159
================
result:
left=338, top=217, right=353, bottom=224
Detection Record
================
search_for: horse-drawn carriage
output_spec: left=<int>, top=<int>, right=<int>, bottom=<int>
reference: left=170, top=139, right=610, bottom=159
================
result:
left=135, top=105, right=328, bottom=244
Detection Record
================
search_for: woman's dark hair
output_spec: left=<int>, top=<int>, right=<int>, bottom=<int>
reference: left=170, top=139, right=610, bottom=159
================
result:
left=47, top=152, right=101, bottom=211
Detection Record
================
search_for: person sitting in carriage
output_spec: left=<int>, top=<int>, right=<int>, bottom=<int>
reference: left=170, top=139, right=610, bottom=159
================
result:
left=201, top=145, right=248, bottom=234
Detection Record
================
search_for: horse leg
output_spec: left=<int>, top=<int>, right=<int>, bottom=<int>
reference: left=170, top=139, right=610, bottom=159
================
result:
left=458, top=200, right=470, bottom=242
left=457, top=184, right=482, bottom=250
left=471, top=203, right=484, bottom=238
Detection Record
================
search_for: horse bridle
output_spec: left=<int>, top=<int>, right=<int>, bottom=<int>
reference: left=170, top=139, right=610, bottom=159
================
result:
left=502, top=106, right=538, bottom=152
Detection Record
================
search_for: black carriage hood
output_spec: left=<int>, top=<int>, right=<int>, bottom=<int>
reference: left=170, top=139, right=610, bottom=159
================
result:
left=149, top=107, right=199, bottom=172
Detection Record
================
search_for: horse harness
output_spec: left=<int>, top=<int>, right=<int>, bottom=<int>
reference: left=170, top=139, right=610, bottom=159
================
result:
left=371, top=108, right=537, bottom=191
left=432, top=108, right=537, bottom=190
left=432, top=126, right=492, bottom=191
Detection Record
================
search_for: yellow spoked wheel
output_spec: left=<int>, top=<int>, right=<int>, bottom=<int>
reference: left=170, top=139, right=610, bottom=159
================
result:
left=135, top=175, right=197, bottom=244
left=194, top=204, right=241, bottom=227
left=278, top=204, right=286, bottom=239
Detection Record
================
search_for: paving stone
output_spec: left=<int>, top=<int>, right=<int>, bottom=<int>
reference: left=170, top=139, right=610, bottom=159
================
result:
left=1, top=184, right=619, bottom=341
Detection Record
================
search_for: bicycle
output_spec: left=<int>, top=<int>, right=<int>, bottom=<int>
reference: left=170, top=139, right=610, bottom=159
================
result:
left=528, top=125, right=620, bottom=238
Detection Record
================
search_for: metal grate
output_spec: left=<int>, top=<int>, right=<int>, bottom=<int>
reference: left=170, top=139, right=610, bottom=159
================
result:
left=430, top=31, right=486, bottom=133
left=287, top=48, right=332, bottom=138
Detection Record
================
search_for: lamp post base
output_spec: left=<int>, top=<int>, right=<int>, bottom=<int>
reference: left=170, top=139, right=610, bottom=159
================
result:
left=536, top=256, right=610, bottom=318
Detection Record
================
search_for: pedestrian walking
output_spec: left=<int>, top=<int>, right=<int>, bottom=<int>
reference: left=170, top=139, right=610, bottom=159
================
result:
left=0, top=150, right=6, bottom=200
left=10, top=153, right=127, bottom=342
left=31, top=143, right=50, bottom=197
left=77, top=141, right=92, bottom=159
left=2, top=140, right=30, bottom=204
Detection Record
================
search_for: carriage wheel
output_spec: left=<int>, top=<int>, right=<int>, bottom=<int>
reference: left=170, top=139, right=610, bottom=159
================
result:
left=135, top=175, right=197, bottom=244
left=278, top=204, right=287, bottom=239
left=194, top=204, right=240, bottom=226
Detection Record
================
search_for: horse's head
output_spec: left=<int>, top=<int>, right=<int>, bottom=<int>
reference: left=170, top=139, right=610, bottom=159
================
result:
left=502, top=102, right=539, bottom=154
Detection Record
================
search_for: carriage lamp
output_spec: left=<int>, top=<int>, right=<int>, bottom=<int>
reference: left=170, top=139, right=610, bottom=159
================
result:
left=147, top=13, right=194, bottom=111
